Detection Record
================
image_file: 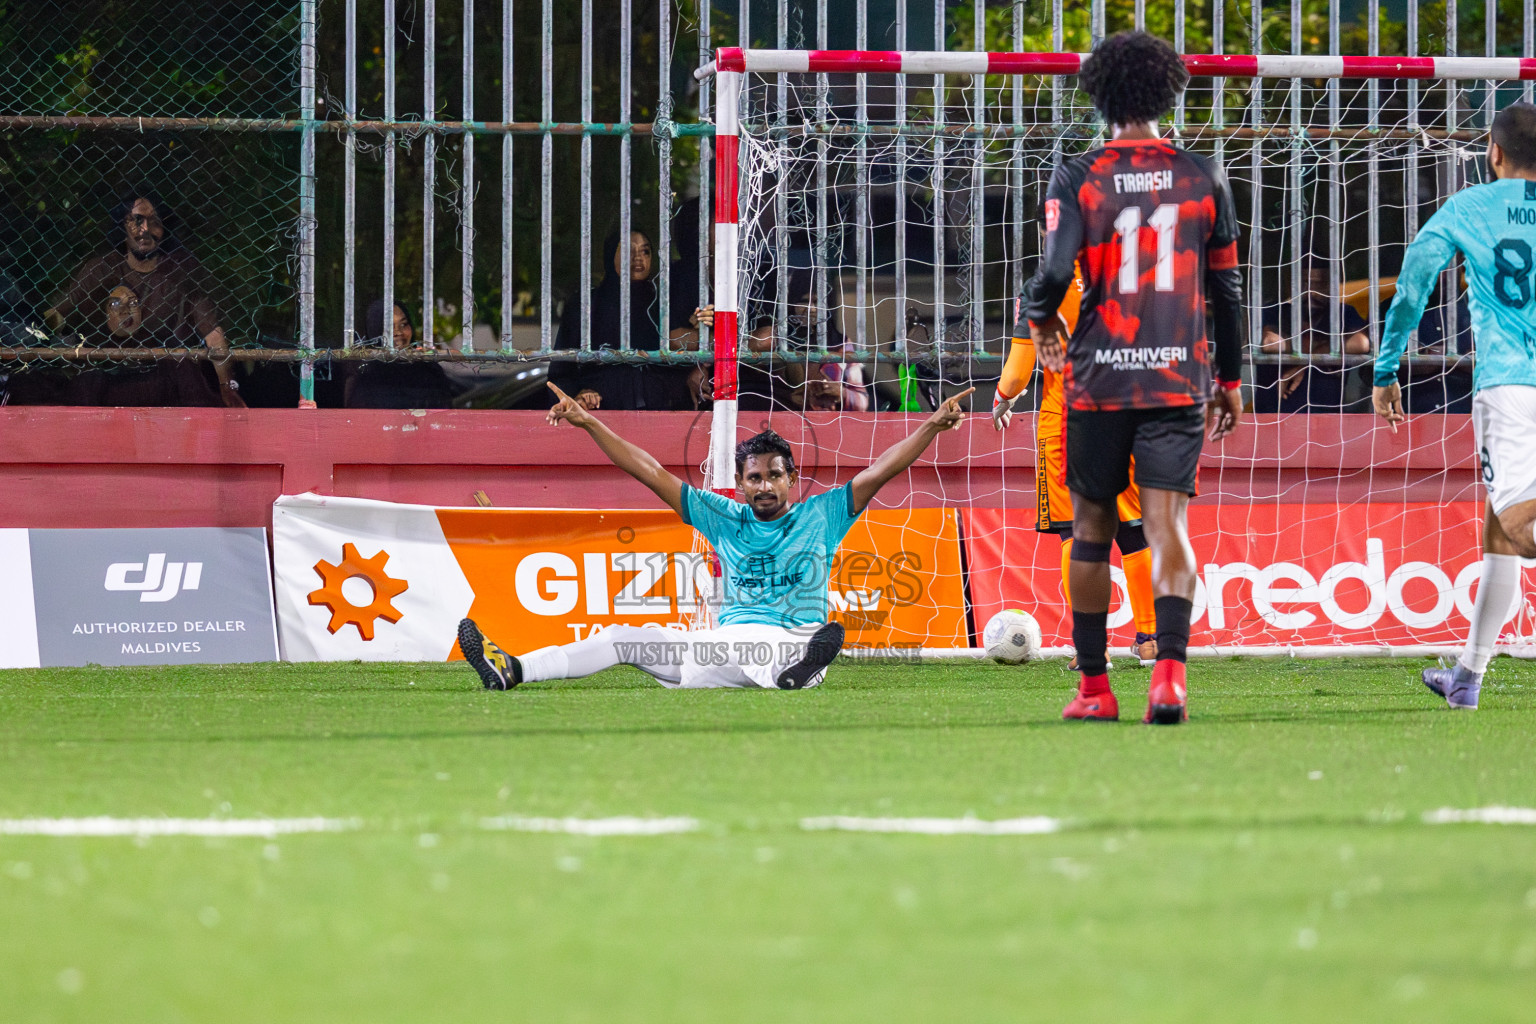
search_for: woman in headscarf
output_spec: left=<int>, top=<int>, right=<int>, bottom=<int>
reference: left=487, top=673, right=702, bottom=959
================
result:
left=551, top=228, right=692, bottom=410
left=346, top=299, right=456, bottom=408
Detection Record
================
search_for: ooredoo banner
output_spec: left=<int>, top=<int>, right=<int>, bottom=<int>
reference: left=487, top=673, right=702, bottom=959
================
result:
left=964, top=503, right=1536, bottom=648
left=0, top=527, right=278, bottom=668
left=271, top=493, right=968, bottom=662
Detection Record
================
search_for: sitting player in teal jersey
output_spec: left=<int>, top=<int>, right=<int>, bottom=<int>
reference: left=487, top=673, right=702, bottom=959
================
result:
left=1373, top=101, right=1536, bottom=710
left=459, top=381, right=973, bottom=691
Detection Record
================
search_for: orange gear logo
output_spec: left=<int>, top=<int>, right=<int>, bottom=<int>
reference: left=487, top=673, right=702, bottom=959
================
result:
left=308, top=543, right=409, bottom=641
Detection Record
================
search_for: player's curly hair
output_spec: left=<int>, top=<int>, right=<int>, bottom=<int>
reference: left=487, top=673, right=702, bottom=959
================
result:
left=1079, top=32, right=1188, bottom=129
left=1492, top=101, right=1536, bottom=170
left=735, top=429, right=796, bottom=475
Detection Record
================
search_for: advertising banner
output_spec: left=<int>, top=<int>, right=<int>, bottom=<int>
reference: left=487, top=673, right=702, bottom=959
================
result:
left=0, top=528, right=278, bottom=668
left=964, top=503, right=1536, bottom=648
left=272, top=494, right=968, bottom=662
left=0, top=529, right=41, bottom=669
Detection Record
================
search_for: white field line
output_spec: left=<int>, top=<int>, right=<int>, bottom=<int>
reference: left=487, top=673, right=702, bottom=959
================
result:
left=800, top=815, right=1064, bottom=836
left=1423, top=806, right=1536, bottom=825
left=0, top=817, right=362, bottom=838
left=478, top=815, right=701, bottom=836
left=13, top=810, right=1520, bottom=838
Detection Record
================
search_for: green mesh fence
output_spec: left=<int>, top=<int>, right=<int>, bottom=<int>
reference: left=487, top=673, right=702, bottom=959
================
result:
left=0, top=0, right=299, bottom=404
left=4, top=0, right=1518, bottom=412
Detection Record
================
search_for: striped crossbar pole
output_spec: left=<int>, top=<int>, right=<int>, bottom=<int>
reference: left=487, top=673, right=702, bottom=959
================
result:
left=708, top=69, right=742, bottom=501
left=697, top=48, right=1536, bottom=81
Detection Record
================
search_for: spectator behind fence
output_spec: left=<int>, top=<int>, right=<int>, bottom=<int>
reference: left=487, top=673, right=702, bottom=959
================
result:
left=0, top=286, right=46, bottom=407
left=0, top=258, right=36, bottom=332
left=345, top=299, right=456, bottom=409
left=1399, top=287, right=1475, bottom=413
left=0, top=248, right=42, bottom=404
left=40, top=191, right=243, bottom=407
left=1251, top=261, right=1370, bottom=413
left=667, top=197, right=714, bottom=409
left=0, top=201, right=44, bottom=377
left=551, top=229, right=694, bottom=411
left=745, top=268, right=869, bottom=413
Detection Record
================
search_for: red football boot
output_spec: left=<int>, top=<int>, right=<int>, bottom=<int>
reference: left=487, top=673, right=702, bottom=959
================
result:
left=1063, top=674, right=1119, bottom=721
left=1144, top=659, right=1188, bottom=725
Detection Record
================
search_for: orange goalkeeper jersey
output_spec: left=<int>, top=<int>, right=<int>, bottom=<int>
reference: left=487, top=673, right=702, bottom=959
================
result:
left=1001, top=262, right=1087, bottom=426
left=1001, top=265, right=1082, bottom=423
left=1004, top=266, right=1144, bottom=532
left=1035, top=275, right=1078, bottom=439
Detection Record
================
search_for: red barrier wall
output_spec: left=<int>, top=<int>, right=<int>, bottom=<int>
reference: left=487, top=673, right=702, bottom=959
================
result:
left=0, top=407, right=1479, bottom=529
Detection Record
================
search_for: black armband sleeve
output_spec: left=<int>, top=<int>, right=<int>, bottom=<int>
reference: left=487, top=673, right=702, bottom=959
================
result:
left=1207, top=265, right=1245, bottom=385
left=1204, top=162, right=1246, bottom=384
left=1022, top=160, right=1086, bottom=327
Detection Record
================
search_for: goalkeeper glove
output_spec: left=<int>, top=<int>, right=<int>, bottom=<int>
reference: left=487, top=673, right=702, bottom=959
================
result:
left=992, top=387, right=1018, bottom=433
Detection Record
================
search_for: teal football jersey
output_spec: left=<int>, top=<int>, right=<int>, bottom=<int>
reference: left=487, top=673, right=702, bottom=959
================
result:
left=681, top=483, right=863, bottom=628
left=1376, top=178, right=1536, bottom=391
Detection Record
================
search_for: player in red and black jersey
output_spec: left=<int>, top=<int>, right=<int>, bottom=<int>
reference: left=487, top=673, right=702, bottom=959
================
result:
left=1021, top=31, right=1245, bottom=725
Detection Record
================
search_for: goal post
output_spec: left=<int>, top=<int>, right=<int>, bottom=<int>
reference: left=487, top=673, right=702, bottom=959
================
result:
left=695, top=48, right=1536, bottom=658
left=707, top=65, right=745, bottom=502
left=701, top=47, right=1536, bottom=79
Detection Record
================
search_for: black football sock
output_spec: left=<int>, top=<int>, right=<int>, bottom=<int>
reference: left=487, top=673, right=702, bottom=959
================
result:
left=1153, top=596, right=1193, bottom=664
left=1071, top=611, right=1110, bottom=678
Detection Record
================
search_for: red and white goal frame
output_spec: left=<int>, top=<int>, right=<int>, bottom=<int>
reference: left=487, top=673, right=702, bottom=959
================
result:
left=693, top=48, right=1536, bottom=658
left=699, top=47, right=1536, bottom=472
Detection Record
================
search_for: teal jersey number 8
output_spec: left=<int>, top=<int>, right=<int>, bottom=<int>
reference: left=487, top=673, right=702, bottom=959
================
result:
left=1376, top=179, right=1536, bottom=391
left=1493, top=238, right=1534, bottom=309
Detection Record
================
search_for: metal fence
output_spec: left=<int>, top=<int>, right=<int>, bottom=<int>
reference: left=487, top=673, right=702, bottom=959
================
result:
left=0, top=0, right=1531, bottom=410
left=0, top=0, right=300, bottom=406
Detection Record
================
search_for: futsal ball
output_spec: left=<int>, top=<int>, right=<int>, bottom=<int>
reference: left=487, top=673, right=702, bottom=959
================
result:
left=983, top=609, right=1042, bottom=664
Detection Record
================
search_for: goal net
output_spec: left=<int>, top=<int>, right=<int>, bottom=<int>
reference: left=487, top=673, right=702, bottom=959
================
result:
left=695, top=47, right=1536, bottom=657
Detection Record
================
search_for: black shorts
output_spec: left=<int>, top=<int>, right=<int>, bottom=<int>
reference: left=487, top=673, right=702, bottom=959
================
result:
left=1065, top=404, right=1205, bottom=500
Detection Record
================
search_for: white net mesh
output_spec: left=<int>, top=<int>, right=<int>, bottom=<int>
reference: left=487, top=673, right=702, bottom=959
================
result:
left=722, top=64, right=1536, bottom=654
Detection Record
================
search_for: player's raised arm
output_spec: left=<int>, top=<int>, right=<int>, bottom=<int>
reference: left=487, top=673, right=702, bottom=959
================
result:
left=850, top=388, right=974, bottom=512
left=546, top=382, right=686, bottom=517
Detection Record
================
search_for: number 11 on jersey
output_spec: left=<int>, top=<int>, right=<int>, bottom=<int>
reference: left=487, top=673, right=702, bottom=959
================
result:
left=1114, top=204, right=1180, bottom=294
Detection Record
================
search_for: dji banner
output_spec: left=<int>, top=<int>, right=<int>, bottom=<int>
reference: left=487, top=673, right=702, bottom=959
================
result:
left=0, top=528, right=278, bottom=668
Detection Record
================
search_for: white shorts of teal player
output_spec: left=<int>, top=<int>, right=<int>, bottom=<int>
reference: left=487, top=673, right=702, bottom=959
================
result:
left=1472, top=385, right=1536, bottom=515
left=1417, top=385, right=1536, bottom=709
left=519, top=622, right=832, bottom=690
left=458, top=615, right=847, bottom=692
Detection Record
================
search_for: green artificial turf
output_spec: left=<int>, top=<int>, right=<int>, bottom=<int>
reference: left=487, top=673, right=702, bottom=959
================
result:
left=1, top=656, right=1534, bottom=1023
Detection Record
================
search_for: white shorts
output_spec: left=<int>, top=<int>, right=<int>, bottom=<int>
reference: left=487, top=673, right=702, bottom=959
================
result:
left=1472, top=385, right=1536, bottom=515
left=646, top=623, right=829, bottom=690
